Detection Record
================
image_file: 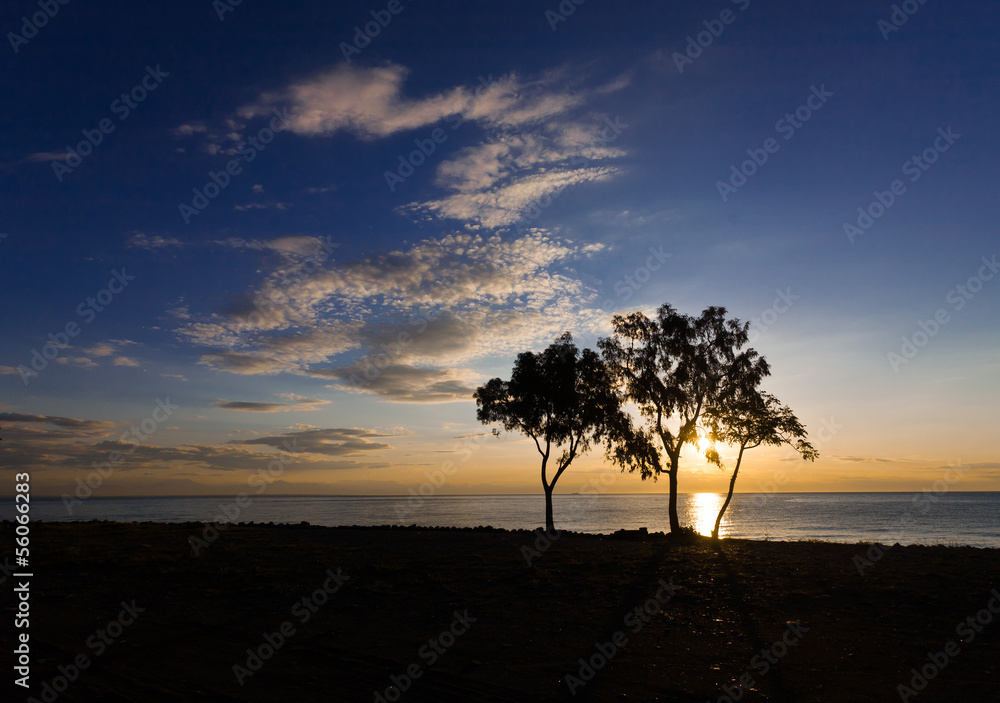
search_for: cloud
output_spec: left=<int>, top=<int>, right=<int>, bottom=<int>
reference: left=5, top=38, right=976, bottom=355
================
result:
left=80, top=340, right=139, bottom=363
left=0, top=412, right=116, bottom=435
left=405, top=113, right=628, bottom=229
left=832, top=456, right=902, bottom=463
left=233, top=202, right=290, bottom=211
left=212, top=235, right=334, bottom=258
left=197, top=351, right=302, bottom=376
left=0, top=365, right=21, bottom=375
left=184, top=62, right=627, bottom=231
left=54, top=356, right=98, bottom=369
left=238, top=63, right=470, bottom=139
left=213, top=397, right=330, bottom=412
left=82, top=339, right=136, bottom=357
left=0, top=410, right=391, bottom=474
left=311, top=363, right=481, bottom=403
left=177, top=231, right=609, bottom=391
left=233, top=427, right=396, bottom=455
left=412, top=165, right=619, bottom=229
left=127, top=233, right=184, bottom=250
left=170, top=122, right=208, bottom=137
left=237, top=62, right=608, bottom=141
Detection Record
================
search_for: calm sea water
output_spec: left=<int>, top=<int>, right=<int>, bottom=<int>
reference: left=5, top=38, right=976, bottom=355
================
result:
left=8, top=493, right=999, bottom=547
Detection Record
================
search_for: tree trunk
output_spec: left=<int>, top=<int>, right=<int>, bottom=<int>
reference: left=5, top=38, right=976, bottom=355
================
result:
left=667, top=456, right=680, bottom=534
left=712, top=445, right=745, bottom=540
left=540, top=452, right=553, bottom=533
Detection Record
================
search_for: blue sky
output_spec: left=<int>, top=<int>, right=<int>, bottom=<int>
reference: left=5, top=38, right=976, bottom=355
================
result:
left=1, top=0, right=997, bottom=498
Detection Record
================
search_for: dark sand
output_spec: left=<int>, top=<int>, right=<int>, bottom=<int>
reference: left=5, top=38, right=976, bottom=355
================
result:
left=4, top=521, right=999, bottom=702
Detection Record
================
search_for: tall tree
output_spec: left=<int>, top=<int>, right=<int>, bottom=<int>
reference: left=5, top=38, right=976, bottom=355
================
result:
left=475, top=332, right=656, bottom=533
left=703, top=391, right=818, bottom=539
left=599, top=304, right=769, bottom=534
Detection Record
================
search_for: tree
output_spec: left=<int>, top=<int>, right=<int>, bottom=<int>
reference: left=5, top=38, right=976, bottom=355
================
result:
left=599, top=304, right=769, bottom=534
left=703, top=391, right=818, bottom=539
left=474, top=332, right=656, bottom=533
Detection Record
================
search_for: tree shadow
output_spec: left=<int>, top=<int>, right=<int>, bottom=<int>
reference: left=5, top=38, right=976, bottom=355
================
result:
left=710, top=540, right=796, bottom=703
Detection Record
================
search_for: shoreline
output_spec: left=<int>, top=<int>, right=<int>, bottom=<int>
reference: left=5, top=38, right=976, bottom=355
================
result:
left=11, top=519, right=1000, bottom=550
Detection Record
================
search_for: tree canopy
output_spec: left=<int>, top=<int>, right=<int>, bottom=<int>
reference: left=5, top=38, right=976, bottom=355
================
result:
left=599, top=304, right=770, bottom=533
left=475, top=332, right=656, bottom=533
left=703, top=390, right=818, bottom=538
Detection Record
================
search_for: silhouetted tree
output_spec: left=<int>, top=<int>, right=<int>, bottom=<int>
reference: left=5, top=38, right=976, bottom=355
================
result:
left=599, top=305, right=769, bottom=534
left=475, top=332, right=656, bottom=533
left=703, top=391, right=818, bottom=539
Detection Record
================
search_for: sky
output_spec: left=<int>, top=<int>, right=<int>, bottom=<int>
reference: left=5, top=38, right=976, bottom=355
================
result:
left=1, top=0, right=998, bottom=500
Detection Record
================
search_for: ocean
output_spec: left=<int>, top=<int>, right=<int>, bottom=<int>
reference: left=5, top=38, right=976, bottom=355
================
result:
left=9, top=492, right=999, bottom=548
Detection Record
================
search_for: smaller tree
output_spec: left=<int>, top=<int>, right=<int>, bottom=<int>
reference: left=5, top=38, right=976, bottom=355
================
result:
left=703, top=391, right=818, bottom=540
left=474, top=332, right=656, bottom=533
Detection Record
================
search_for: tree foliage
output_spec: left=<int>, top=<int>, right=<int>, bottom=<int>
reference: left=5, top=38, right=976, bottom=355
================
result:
left=703, top=390, right=818, bottom=538
left=599, top=304, right=770, bottom=533
left=475, top=332, right=656, bottom=532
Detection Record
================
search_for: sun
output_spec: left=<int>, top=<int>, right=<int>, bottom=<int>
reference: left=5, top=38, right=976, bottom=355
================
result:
left=692, top=433, right=711, bottom=456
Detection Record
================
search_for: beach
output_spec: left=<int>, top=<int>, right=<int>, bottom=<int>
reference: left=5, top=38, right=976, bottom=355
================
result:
left=5, top=521, right=999, bottom=702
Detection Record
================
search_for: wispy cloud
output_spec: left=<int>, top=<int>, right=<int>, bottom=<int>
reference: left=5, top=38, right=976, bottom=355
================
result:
left=54, top=356, right=98, bottom=369
left=311, top=364, right=481, bottom=403
left=177, top=231, right=610, bottom=396
left=213, top=397, right=330, bottom=412
left=82, top=339, right=138, bottom=357
left=127, top=232, right=184, bottom=250
left=232, top=426, right=396, bottom=455
left=0, top=411, right=392, bottom=473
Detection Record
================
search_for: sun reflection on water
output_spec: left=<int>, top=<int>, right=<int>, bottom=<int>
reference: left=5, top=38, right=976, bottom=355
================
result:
left=690, top=492, right=727, bottom=536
